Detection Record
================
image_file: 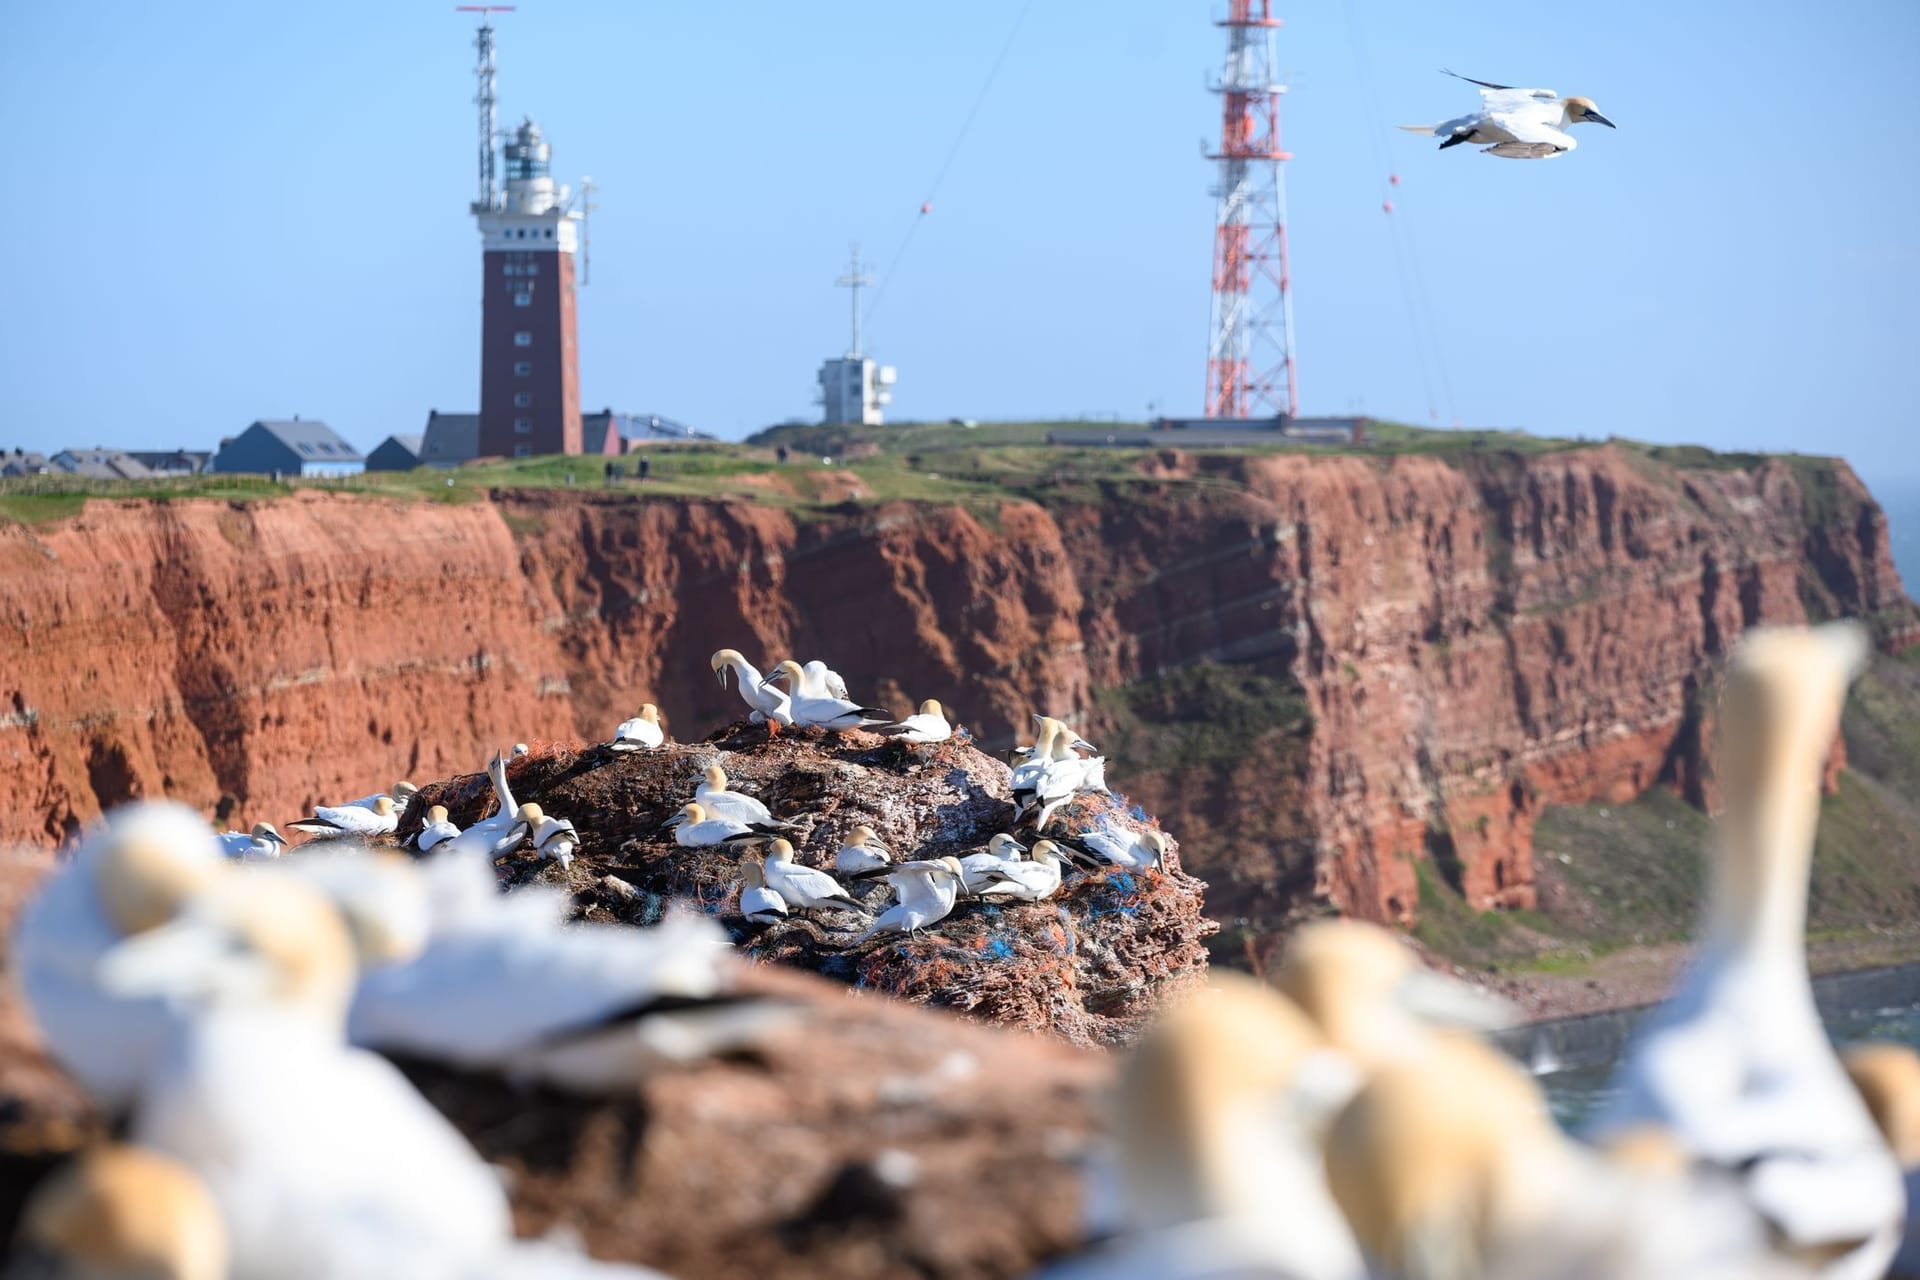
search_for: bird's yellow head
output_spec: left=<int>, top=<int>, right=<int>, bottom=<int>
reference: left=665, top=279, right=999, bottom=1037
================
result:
left=705, top=764, right=729, bottom=790
left=1562, top=96, right=1615, bottom=128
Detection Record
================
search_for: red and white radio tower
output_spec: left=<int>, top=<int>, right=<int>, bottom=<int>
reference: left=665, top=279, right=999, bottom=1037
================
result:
left=1204, top=1, right=1298, bottom=420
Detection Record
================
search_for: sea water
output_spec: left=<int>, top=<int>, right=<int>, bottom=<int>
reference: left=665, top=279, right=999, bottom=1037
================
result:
left=1538, top=995, right=1920, bottom=1129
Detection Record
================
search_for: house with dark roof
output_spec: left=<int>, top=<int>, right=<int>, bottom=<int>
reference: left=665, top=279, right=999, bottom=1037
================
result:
left=126, top=449, right=213, bottom=476
left=581, top=410, right=714, bottom=455
left=420, top=411, right=481, bottom=467
left=366, top=434, right=425, bottom=472
left=213, top=419, right=363, bottom=477
left=51, top=448, right=153, bottom=480
left=2, top=450, right=52, bottom=477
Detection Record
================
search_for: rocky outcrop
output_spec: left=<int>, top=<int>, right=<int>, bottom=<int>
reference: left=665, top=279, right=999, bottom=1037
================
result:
left=413, top=728, right=1212, bottom=1047
left=1, top=444, right=1910, bottom=927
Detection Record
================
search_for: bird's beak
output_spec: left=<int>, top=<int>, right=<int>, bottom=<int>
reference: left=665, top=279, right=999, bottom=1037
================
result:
left=267, top=829, right=289, bottom=847
left=1587, top=111, right=1615, bottom=128
left=715, top=668, right=730, bottom=688
left=661, top=814, right=685, bottom=830
left=764, top=668, right=791, bottom=686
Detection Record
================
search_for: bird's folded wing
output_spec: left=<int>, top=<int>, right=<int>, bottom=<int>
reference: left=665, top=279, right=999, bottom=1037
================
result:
left=1478, top=86, right=1557, bottom=111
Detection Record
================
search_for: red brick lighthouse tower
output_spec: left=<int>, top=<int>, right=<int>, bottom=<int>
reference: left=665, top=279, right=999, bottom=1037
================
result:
left=464, top=13, right=597, bottom=458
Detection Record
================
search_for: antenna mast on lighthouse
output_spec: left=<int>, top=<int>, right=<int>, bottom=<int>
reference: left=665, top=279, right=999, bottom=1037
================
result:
left=1204, top=1, right=1298, bottom=420
left=457, top=5, right=515, bottom=213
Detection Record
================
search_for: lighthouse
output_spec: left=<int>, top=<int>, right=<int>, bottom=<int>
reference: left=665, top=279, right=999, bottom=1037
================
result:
left=475, top=118, right=585, bottom=458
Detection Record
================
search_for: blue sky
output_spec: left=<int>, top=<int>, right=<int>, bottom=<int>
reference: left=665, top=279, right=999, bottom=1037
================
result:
left=3, top=2, right=1917, bottom=494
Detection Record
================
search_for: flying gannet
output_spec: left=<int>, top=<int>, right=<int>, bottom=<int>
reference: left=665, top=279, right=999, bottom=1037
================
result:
left=287, top=795, right=399, bottom=842
left=10, top=801, right=224, bottom=1109
left=1402, top=69, right=1615, bottom=159
left=11, top=1144, right=228, bottom=1280
left=765, top=660, right=894, bottom=731
left=608, top=703, right=667, bottom=752
left=857, top=857, right=966, bottom=943
left=1587, top=623, right=1903, bottom=1280
left=216, top=822, right=288, bottom=860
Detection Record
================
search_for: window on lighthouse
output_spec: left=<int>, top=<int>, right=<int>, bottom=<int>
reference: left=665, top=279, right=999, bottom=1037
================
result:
left=514, top=418, right=533, bottom=434
left=513, top=332, right=532, bottom=347
left=513, top=361, right=531, bottom=376
left=514, top=293, right=531, bottom=307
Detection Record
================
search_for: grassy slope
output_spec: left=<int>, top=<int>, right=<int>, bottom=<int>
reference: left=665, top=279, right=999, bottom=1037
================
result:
left=1413, top=649, right=1920, bottom=972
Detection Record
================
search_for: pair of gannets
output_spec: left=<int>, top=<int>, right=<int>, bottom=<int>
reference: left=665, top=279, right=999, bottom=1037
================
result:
left=735, top=838, right=865, bottom=924
left=608, top=703, right=667, bottom=752
left=693, top=764, right=795, bottom=830
left=87, top=864, right=668, bottom=1277
left=1013, top=716, right=1109, bottom=829
left=663, top=801, right=784, bottom=849
left=857, top=856, right=968, bottom=943
left=442, top=754, right=530, bottom=859
left=764, top=660, right=893, bottom=731
left=710, top=649, right=795, bottom=731
left=1403, top=69, right=1616, bottom=159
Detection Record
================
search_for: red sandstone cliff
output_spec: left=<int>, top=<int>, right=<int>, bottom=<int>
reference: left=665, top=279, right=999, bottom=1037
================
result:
left=1, top=445, right=1909, bottom=926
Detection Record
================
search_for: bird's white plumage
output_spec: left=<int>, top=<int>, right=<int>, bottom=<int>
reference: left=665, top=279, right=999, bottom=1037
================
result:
left=955, top=834, right=1027, bottom=894
left=412, top=809, right=461, bottom=854
left=802, top=659, right=851, bottom=702
left=712, top=650, right=792, bottom=727
left=1406, top=73, right=1612, bottom=159
left=834, top=828, right=893, bottom=875
left=289, top=798, right=398, bottom=841
left=10, top=803, right=221, bottom=1109
left=770, top=661, right=891, bottom=731
left=217, top=824, right=287, bottom=861
left=739, top=859, right=790, bottom=924
left=858, top=860, right=963, bottom=942
left=441, top=756, right=529, bottom=858
left=1075, top=826, right=1164, bottom=872
left=972, top=842, right=1065, bottom=902
left=762, top=842, right=861, bottom=912
left=666, top=802, right=761, bottom=848
left=694, top=767, right=783, bottom=827
left=609, top=708, right=665, bottom=752
left=1588, top=624, right=1901, bottom=1279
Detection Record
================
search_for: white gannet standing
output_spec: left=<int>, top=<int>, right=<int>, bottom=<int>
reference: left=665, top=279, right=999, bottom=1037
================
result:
left=662, top=801, right=775, bottom=850
left=953, top=832, right=1029, bottom=894
left=878, top=698, right=953, bottom=745
left=1402, top=69, right=1616, bottom=159
left=608, top=703, right=667, bottom=752
left=339, top=781, right=418, bottom=812
left=711, top=648, right=794, bottom=734
left=441, top=754, right=531, bottom=859
left=972, top=838, right=1068, bottom=902
left=1016, top=716, right=1110, bottom=830
left=857, top=857, right=966, bottom=943
left=216, top=822, right=288, bottom=860
left=1042, top=974, right=1367, bottom=1280
left=764, top=660, right=894, bottom=732
left=694, top=764, right=796, bottom=830
left=410, top=804, right=461, bottom=854
left=739, top=858, right=790, bottom=925
left=1588, top=623, right=1902, bottom=1280
left=1845, top=1043, right=1920, bottom=1276
left=1068, top=826, right=1169, bottom=874
left=1026, top=712, right=1096, bottom=756
left=287, top=794, right=399, bottom=842
left=11, top=1144, right=228, bottom=1280
left=761, top=838, right=863, bottom=914
left=802, top=659, right=851, bottom=701
left=834, top=824, right=894, bottom=875
left=517, top=802, right=579, bottom=869
left=97, top=872, right=660, bottom=1277
left=9, top=801, right=223, bottom=1109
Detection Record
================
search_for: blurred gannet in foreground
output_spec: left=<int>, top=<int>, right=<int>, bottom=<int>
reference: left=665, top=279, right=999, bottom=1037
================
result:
left=287, top=794, right=399, bottom=841
left=857, top=857, right=966, bottom=943
left=442, top=755, right=531, bottom=858
left=739, top=857, right=790, bottom=925
left=10, top=801, right=222, bottom=1108
left=1326, top=1032, right=1795, bottom=1280
left=1844, top=1043, right=1920, bottom=1275
left=834, top=825, right=894, bottom=875
left=765, top=660, right=893, bottom=731
left=761, top=839, right=863, bottom=914
left=344, top=849, right=781, bottom=1092
left=1043, top=973, right=1366, bottom=1280
left=1589, top=623, right=1902, bottom=1280
left=661, top=801, right=775, bottom=849
left=410, top=804, right=461, bottom=854
left=518, top=802, right=579, bottom=869
left=216, top=822, right=288, bottom=860
left=1276, top=919, right=1516, bottom=1070
left=99, top=873, right=661, bottom=1276
left=972, top=839, right=1067, bottom=902
left=11, top=1144, right=228, bottom=1280
left=1402, top=69, right=1615, bottom=159
left=1065, top=826, right=1168, bottom=874
left=694, top=764, right=796, bottom=829
left=878, top=699, right=953, bottom=745
left=711, top=649, right=793, bottom=733
left=608, top=703, right=666, bottom=752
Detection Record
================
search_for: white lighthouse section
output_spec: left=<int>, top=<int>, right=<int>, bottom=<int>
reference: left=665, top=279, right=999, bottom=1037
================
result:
left=475, top=119, right=579, bottom=254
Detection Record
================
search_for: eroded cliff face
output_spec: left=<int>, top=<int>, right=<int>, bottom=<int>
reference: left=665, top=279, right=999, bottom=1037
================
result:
left=1, top=445, right=1909, bottom=925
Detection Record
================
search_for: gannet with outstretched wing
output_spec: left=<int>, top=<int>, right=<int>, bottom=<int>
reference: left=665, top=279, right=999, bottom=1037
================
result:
left=1403, top=69, right=1615, bottom=159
